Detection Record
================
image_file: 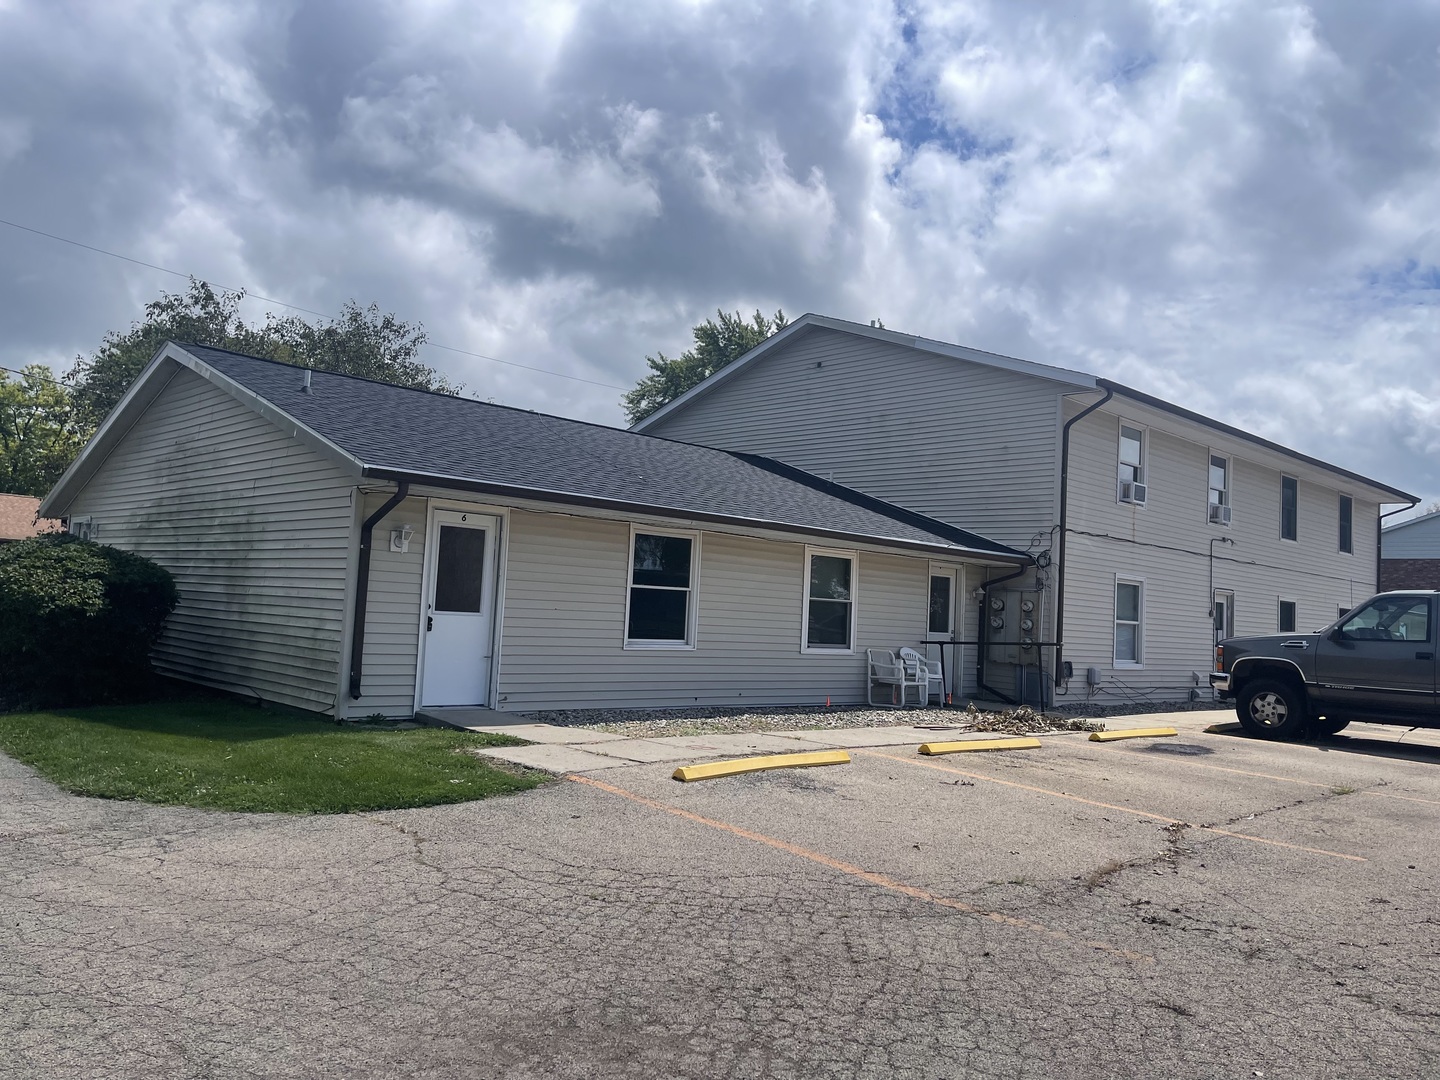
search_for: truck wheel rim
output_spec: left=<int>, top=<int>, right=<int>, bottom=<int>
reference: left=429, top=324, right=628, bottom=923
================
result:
left=1250, top=692, right=1287, bottom=727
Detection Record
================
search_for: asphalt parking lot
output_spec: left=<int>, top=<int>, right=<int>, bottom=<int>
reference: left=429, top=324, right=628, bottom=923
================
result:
left=5, top=715, right=1440, bottom=1079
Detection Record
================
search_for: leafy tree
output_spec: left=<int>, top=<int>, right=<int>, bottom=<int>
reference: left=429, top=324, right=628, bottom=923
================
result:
left=623, top=308, right=788, bottom=425
left=66, top=279, right=455, bottom=432
left=0, top=365, right=84, bottom=497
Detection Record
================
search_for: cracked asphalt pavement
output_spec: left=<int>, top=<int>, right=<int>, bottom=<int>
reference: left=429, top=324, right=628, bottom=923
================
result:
left=5, top=724, right=1440, bottom=1079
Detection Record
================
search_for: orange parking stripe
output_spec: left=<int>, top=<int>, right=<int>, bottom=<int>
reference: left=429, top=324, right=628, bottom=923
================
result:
left=1363, top=790, right=1440, bottom=808
left=858, top=750, right=1366, bottom=863
left=1108, top=750, right=1334, bottom=790
left=1106, top=743, right=1440, bottom=809
left=569, top=774, right=1152, bottom=963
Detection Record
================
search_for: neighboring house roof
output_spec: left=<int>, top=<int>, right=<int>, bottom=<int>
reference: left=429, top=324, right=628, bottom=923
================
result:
left=634, top=313, right=1417, bottom=504
left=1382, top=507, right=1440, bottom=534
left=0, top=493, right=63, bottom=541
left=42, top=342, right=1028, bottom=562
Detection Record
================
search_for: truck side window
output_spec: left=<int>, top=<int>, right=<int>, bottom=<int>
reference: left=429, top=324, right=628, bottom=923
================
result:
left=1339, top=598, right=1431, bottom=643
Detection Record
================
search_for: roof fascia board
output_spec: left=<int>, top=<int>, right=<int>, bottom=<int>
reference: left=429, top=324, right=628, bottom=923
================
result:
left=168, top=344, right=367, bottom=476
left=361, top=467, right=1031, bottom=565
left=1099, top=379, right=1416, bottom=503
left=632, top=313, right=1095, bottom=431
left=39, top=346, right=182, bottom=517
left=42, top=342, right=367, bottom=518
left=387, top=480, right=1024, bottom=566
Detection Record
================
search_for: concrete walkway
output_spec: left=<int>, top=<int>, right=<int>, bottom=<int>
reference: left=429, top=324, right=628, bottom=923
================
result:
left=425, top=707, right=1241, bottom=774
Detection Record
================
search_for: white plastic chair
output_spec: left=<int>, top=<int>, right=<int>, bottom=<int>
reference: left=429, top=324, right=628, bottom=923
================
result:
left=867, top=648, right=926, bottom=707
left=899, top=647, right=943, bottom=705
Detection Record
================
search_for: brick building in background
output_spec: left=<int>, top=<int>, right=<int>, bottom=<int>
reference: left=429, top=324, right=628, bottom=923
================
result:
left=0, top=492, right=63, bottom=544
left=1381, top=507, right=1440, bottom=590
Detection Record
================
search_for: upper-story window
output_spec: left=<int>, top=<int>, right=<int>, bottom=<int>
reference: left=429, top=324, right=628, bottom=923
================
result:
left=1208, top=454, right=1230, bottom=525
left=1280, top=476, right=1298, bottom=541
left=1117, top=423, right=1147, bottom=505
left=1338, top=495, right=1353, bottom=554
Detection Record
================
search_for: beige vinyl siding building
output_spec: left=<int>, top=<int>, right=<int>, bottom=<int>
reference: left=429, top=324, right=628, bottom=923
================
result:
left=42, top=341, right=1024, bottom=719
left=347, top=494, right=968, bottom=714
left=638, top=314, right=1416, bottom=707
left=56, top=365, right=358, bottom=713
left=1059, top=396, right=1383, bottom=701
left=645, top=323, right=1083, bottom=552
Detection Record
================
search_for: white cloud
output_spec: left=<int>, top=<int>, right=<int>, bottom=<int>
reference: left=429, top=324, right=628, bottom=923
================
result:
left=0, top=0, right=1437, bottom=507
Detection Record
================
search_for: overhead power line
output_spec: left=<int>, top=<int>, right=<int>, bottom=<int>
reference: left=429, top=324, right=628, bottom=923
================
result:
left=0, top=217, right=630, bottom=392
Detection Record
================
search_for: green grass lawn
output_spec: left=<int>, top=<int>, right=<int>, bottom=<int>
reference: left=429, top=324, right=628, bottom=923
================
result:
left=0, top=700, right=546, bottom=813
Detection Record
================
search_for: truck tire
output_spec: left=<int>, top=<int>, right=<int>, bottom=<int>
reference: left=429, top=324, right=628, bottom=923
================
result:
left=1309, top=715, right=1350, bottom=736
left=1236, top=678, right=1308, bottom=739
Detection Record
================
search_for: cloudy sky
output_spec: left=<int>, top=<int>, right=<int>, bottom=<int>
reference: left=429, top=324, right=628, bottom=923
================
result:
left=2, top=0, right=1437, bottom=507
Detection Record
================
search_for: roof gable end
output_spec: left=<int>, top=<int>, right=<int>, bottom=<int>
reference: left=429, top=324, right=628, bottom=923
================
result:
left=631, top=313, right=1096, bottom=431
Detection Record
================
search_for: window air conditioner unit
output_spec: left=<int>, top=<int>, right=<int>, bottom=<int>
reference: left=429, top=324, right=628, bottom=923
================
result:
left=1208, top=503, right=1232, bottom=525
left=1118, top=481, right=1148, bottom=505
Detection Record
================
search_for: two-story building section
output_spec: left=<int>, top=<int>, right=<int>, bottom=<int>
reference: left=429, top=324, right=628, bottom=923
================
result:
left=635, top=314, right=1418, bottom=708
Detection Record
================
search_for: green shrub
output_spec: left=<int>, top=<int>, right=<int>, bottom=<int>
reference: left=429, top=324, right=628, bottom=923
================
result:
left=0, top=533, right=179, bottom=706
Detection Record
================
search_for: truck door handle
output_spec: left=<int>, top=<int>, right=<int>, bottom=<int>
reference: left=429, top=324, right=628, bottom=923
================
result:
left=427, top=615, right=433, bottom=632
left=1418, top=651, right=1434, bottom=661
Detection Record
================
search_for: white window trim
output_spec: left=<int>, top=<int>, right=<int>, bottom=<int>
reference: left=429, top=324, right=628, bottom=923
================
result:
left=623, top=525, right=701, bottom=650
left=1337, top=493, right=1354, bottom=555
left=1277, top=597, right=1299, bottom=635
left=68, top=515, right=94, bottom=540
left=1206, top=449, right=1231, bottom=526
left=1116, top=419, right=1148, bottom=506
left=1113, top=576, right=1144, bottom=668
left=1279, top=474, right=1299, bottom=542
left=801, top=546, right=858, bottom=655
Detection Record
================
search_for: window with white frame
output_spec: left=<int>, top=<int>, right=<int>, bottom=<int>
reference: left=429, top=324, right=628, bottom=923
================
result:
left=625, top=530, right=697, bottom=646
left=1338, top=495, right=1353, bottom=554
left=68, top=516, right=95, bottom=541
left=1280, top=475, right=1298, bottom=541
left=1208, top=453, right=1230, bottom=524
left=804, top=549, right=855, bottom=651
left=1117, top=423, right=1146, bottom=503
left=1278, top=599, right=1297, bottom=634
left=1114, top=579, right=1143, bottom=665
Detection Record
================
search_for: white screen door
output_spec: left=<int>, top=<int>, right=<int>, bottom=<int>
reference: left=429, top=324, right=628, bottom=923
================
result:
left=927, top=568, right=959, bottom=641
left=420, top=510, right=499, bottom=706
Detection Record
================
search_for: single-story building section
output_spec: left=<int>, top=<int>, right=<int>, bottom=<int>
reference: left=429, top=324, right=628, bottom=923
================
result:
left=40, top=342, right=1032, bottom=719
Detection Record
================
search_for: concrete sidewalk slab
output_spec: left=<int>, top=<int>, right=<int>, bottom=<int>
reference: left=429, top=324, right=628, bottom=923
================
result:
left=656, top=733, right=811, bottom=755
left=466, top=724, right=629, bottom=744
left=580, top=739, right=705, bottom=764
left=472, top=744, right=626, bottom=774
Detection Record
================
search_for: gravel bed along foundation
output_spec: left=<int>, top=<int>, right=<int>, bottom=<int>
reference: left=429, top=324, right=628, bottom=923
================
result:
left=530, top=702, right=1106, bottom=740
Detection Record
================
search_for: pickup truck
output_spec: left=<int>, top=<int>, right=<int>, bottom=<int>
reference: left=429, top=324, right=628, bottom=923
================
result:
left=1211, top=591, right=1439, bottom=738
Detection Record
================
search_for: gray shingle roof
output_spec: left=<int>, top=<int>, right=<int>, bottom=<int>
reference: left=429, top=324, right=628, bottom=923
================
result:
left=183, top=344, right=1024, bottom=559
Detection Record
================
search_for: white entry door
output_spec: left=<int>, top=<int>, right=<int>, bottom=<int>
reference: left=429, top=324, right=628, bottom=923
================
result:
left=420, top=510, right=499, bottom=707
